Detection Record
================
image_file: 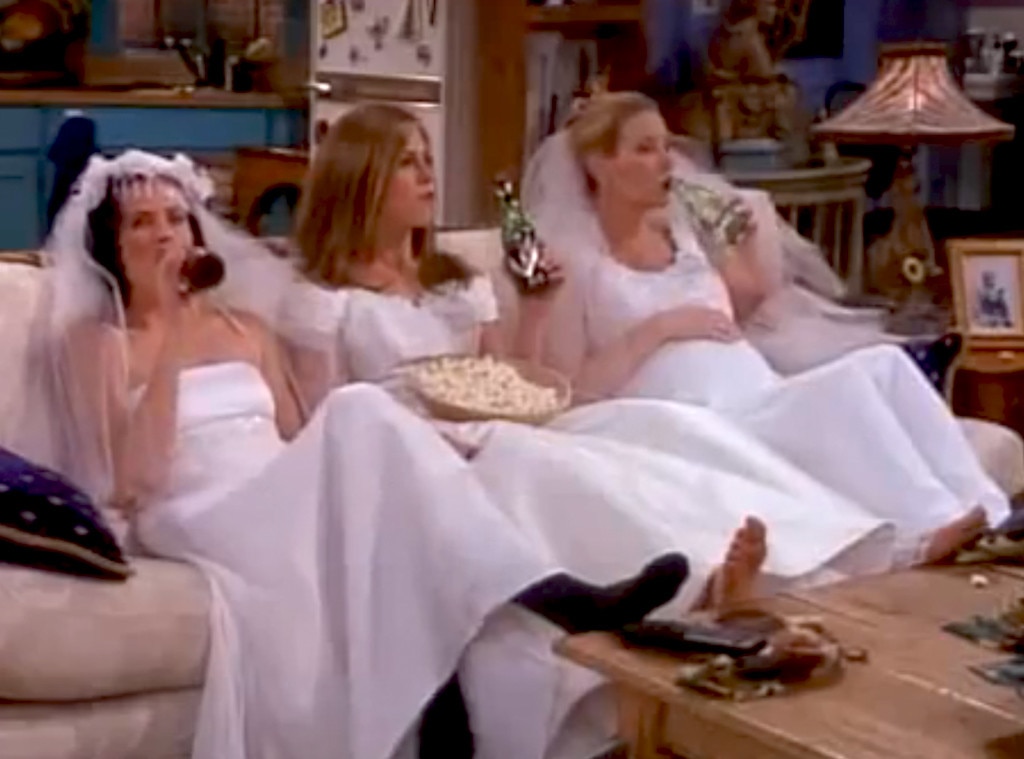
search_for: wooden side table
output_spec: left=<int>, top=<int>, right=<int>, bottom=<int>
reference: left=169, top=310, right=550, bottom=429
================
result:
left=950, top=349, right=1024, bottom=440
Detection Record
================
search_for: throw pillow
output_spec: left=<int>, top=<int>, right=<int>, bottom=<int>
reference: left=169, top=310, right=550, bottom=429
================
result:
left=902, top=332, right=963, bottom=395
left=0, top=446, right=130, bottom=580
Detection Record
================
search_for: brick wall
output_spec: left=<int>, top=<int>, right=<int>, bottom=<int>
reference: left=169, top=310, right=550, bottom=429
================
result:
left=119, top=0, right=285, bottom=49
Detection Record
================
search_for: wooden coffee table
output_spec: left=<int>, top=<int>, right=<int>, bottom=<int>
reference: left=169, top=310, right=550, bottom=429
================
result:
left=558, top=566, right=1024, bottom=759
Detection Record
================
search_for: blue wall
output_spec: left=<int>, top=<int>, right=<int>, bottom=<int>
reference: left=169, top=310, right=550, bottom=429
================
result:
left=646, top=0, right=970, bottom=112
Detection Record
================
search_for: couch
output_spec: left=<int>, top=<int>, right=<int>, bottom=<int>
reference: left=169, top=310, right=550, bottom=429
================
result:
left=1, top=232, right=1022, bottom=759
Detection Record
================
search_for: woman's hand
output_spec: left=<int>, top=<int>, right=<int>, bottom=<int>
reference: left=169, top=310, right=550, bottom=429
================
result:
left=519, top=244, right=565, bottom=301
left=653, top=305, right=741, bottom=343
left=155, top=246, right=189, bottom=320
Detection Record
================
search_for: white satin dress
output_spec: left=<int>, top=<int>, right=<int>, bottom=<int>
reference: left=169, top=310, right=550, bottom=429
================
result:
left=580, top=211, right=1011, bottom=555
left=132, top=363, right=580, bottom=759
left=301, top=279, right=897, bottom=575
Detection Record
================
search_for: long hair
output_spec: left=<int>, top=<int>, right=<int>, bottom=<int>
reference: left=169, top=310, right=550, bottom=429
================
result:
left=293, top=103, right=470, bottom=290
left=567, top=91, right=661, bottom=191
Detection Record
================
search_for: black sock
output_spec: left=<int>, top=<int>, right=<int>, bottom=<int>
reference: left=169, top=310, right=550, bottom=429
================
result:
left=418, top=673, right=474, bottom=759
left=514, top=553, right=690, bottom=634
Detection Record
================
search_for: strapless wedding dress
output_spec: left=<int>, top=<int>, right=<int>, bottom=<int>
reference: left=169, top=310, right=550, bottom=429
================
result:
left=132, top=362, right=574, bottom=759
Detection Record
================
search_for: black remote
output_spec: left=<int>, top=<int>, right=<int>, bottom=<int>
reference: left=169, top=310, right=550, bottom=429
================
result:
left=618, top=620, right=768, bottom=657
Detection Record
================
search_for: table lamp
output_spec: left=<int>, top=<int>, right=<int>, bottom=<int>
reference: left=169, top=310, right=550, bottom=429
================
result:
left=812, top=42, right=1014, bottom=299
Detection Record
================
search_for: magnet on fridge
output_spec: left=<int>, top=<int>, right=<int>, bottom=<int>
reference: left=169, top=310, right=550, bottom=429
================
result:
left=416, top=43, right=432, bottom=67
left=398, top=0, right=428, bottom=43
left=320, top=0, right=347, bottom=40
left=368, top=16, right=389, bottom=50
left=351, top=0, right=365, bottom=11
left=348, top=45, right=365, bottom=65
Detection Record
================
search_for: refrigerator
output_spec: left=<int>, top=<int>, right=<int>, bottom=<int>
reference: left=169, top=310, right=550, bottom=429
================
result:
left=311, top=0, right=447, bottom=218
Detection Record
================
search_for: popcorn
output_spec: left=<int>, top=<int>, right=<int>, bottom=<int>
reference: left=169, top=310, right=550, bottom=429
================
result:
left=411, top=356, right=563, bottom=419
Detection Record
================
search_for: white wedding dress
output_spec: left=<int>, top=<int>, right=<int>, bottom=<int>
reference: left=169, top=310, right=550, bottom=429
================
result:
left=284, top=277, right=905, bottom=755
left=579, top=209, right=1011, bottom=549
left=131, top=361, right=593, bottom=759
left=297, top=277, right=897, bottom=582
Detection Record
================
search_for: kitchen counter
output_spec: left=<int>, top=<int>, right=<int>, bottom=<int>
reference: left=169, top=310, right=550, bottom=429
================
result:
left=0, top=86, right=302, bottom=109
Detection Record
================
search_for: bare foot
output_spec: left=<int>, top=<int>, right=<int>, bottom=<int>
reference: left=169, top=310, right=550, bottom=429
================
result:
left=700, top=517, right=768, bottom=610
left=921, top=506, right=987, bottom=564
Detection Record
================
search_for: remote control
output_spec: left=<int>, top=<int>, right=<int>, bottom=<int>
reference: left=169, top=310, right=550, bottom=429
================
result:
left=618, top=620, right=767, bottom=657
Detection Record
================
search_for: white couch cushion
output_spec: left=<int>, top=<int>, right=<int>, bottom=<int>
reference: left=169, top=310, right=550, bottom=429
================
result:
left=0, top=558, right=208, bottom=701
left=959, top=417, right=1024, bottom=498
left=0, top=258, right=47, bottom=451
left=0, top=688, right=198, bottom=759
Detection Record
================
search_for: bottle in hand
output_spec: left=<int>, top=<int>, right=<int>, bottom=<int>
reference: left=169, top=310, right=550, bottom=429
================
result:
left=179, top=249, right=225, bottom=296
left=494, top=178, right=554, bottom=294
left=672, top=178, right=754, bottom=263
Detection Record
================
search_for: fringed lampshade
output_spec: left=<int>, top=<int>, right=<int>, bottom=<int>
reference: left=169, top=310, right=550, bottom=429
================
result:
left=814, top=42, right=1014, bottom=146
left=812, top=43, right=1014, bottom=303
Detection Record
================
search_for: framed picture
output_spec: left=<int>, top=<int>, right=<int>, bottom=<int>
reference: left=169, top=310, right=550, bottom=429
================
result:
left=948, top=239, right=1024, bottom=348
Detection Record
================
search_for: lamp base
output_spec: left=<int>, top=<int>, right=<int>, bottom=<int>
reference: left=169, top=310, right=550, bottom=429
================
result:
left=866, top=149, right=942, bottom=299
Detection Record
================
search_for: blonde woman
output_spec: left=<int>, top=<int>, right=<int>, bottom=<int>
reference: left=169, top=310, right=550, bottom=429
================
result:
left=523, top=91, right=1010, bottom=568
left=288, top=104, right=905, bottom=747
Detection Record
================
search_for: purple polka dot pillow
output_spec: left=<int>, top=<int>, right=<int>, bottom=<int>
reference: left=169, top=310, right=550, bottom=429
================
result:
left=0, top=447, right=130, bottom=580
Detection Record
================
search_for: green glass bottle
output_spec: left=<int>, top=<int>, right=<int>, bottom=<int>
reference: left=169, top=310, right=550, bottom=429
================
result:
left=672, top=178, right=754, bottom=261
left=494, top=178, right=551, bottom=293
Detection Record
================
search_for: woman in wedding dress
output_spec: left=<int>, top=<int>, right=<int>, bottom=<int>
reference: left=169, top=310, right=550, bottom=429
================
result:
left=521, top=91, right=1010, bottom=564
left=289, top=104, right=904, bottom=598
left=27, top=150, right=766, bottom=759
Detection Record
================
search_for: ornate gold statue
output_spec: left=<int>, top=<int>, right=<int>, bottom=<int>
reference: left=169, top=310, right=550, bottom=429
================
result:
left=704, top=0, right=812, bottom=145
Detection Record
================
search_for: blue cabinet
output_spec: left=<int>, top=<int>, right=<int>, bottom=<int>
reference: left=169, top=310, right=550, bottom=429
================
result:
left=0, top=156, right=40, bottom=250
left=0, top=104, right=303, bottom=251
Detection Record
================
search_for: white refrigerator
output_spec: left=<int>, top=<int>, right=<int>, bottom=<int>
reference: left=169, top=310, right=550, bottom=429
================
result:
left=311, top=0, right=447, bottom=218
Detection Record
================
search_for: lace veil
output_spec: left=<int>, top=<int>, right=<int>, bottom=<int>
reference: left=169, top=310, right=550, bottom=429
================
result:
left=15, top=150, right=319, bottom=512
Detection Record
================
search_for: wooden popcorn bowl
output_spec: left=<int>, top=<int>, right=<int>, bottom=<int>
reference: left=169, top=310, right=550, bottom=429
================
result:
left=403, top=355, right=572, bottom=426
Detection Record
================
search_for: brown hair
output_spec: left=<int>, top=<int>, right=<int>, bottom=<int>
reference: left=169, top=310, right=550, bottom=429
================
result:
left=567, top=91, right=660, bottom=190
left=293, top=102, right=470, bottom=289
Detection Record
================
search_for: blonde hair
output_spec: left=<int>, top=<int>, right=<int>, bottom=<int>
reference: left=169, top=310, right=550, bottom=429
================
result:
left=567, top=91, right=659, bottom=162
left=294, top=103, right=469, bottom=289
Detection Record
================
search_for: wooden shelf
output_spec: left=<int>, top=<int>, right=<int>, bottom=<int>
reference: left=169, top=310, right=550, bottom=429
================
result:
left=526, top=3, right=642, bottom=28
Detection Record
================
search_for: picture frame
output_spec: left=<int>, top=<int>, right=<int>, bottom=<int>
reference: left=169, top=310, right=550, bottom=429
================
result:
left=948, top=238, right=1024, bottom=349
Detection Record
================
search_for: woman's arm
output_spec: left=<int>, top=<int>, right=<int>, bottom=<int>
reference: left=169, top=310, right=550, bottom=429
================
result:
left=573, top=305, right=740, bottom=400
left=239, top=313, right=305, bottom=441
left=571, top=314, right=673, bottom=400
left=478, top=299, right=548, bottom=363
left=720, top=242, right=770, bottom=322
left=263, top=336, right=306, bottom=441
left=717, top=191, right=782, bottom=322
left=91, top=323, right=184, bottom=511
